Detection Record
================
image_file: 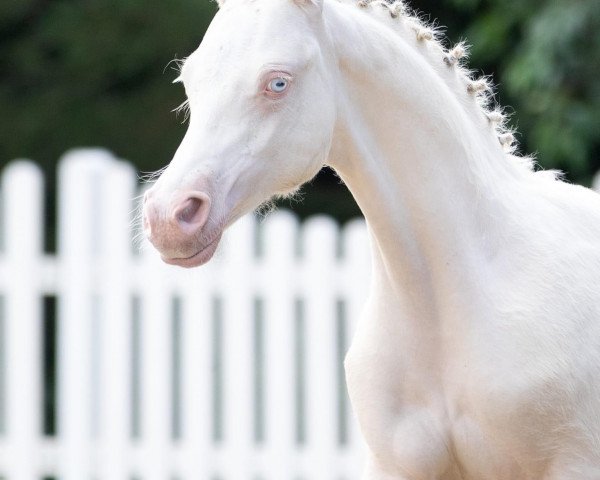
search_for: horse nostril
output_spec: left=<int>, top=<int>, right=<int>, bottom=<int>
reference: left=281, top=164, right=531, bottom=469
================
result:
left=174, top=194, right=211, bottom=232
left=177, top=197, right=202, bottom=224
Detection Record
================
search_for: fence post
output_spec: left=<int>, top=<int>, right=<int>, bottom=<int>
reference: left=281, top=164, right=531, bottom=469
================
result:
left=97, top=160, right=137, bottom=479
left=2, top=161, right=44, bottom=480
left=138, top=239, right=173, bottom=480
left=219, top=215, right=256, bottom=478
left=262, top=211, right=299, bottom=477
left=57, top=149, right=115, bottom=480
left=303, top=216, right=340, bottom=479
left=180, top=260, right=215, bottom=478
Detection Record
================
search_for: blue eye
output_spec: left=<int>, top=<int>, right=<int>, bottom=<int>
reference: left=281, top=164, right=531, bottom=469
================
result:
left=268, top=77, right=289, bottom=93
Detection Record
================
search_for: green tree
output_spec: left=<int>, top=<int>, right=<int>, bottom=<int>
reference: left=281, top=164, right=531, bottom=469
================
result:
left=426, top=0, right=600, bottom=183
left=0, top=0, right=216, bottom=174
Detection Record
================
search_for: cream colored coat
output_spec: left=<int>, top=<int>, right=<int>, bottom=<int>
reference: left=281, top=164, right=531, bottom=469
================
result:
left=142, top=0, right=600, bottom=478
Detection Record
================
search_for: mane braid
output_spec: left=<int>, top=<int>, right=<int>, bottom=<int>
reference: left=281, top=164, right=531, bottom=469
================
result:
left=345, top=0, right=561, bottom=181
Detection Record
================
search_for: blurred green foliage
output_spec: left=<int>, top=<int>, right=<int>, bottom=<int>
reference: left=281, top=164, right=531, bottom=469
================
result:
left=448, top=0, right=600, bottom=182
left=1, top=0, right=598, bottom=222
left=0, top=0, right=216, bottom=174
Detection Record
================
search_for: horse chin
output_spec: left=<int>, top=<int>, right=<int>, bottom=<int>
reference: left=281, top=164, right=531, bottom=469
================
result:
left=161, top=231, right=223, bottom=268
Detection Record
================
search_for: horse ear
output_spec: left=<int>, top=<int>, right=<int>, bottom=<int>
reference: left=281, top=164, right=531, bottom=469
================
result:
left=215, top=0, right=225, bottom=8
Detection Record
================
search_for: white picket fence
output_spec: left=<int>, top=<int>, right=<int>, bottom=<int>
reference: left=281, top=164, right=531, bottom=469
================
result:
left=0, top=149, right=370, bottom=480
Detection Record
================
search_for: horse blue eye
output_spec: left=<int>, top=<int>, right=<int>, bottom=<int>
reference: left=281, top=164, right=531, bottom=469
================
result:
left=268, top=77, right=289, bottom=93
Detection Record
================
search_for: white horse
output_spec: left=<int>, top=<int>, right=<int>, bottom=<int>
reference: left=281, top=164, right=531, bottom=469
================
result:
left=142, top=0, right=600, bottom=477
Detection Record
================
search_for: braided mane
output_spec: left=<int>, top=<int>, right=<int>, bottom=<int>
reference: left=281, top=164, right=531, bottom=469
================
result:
left=342, top=0, right=560, bottom=180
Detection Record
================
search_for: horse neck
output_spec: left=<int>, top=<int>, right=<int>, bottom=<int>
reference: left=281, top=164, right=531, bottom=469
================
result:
left=324, top=2, right=529, bottom=313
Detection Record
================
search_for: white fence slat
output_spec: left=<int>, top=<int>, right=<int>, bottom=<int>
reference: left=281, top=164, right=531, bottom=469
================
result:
left=2, top=161, right=44, bottom=480
left=98, top=161, right=137, bottom=480
left=220, top=215, right=256, bottom=478
left=139, top=246, right=173, bottom=480
left=303, top=216, right=340, bottom=479
left=58, top=149, right=116, bottom=480
left=180, top=273, right=212, bottom=477
left=180, top=265, right=214, bottom=478
left=262, top=211, right=299, bottom=477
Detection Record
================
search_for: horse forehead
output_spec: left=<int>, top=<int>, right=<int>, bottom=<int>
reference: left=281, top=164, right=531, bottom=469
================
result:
left=223, top=0, right=303, bottom=16
left=185, top=2, right=315, bottom=79
left=216, top=0, right=313, bottom=41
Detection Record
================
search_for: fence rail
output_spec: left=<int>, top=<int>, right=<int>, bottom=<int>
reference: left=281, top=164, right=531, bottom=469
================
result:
left=0, top=149, right=369, bottom=480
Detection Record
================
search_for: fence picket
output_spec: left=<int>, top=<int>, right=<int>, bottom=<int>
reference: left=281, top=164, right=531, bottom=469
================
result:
left=138, top=245, right=173, bottom=480
left=58, top=150, right=118, bottom=480
left=262, top=211, right=299, bottom=477
left=303, top=216, right=340, bottom=479
left=2, top=161, right=44, bottom=480
left=180, top=264, right=214, bottom=479
left=98, top=160, right=137, bottom=480
left=219, top=215, right=256, bottom=478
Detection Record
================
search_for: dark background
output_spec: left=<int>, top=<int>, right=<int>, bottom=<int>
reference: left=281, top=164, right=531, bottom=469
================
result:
left=2, top=0, right=599, bottom=241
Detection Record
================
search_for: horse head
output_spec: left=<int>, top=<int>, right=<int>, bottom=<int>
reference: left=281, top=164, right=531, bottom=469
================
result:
left=142, top=0, right=336, bottom=267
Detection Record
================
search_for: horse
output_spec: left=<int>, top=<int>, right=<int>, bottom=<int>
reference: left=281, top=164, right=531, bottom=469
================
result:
left=141, top=0, right=600, bottom=477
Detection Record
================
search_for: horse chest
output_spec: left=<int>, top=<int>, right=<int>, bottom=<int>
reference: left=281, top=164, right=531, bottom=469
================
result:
left=344, top=307, right=554, bottom=479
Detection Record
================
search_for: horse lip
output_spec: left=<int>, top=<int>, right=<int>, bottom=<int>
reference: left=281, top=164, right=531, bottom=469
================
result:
left=162, top=232, right=223, bottom=268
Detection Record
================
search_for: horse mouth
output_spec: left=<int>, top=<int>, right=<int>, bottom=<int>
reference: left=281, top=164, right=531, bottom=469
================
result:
left=162, top=232, right=223, bottom=268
